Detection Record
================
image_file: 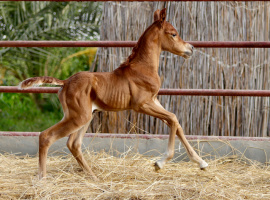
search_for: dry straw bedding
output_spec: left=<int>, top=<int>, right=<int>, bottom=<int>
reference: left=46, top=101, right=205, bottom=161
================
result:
left=0, top=151, right=269, bottom=200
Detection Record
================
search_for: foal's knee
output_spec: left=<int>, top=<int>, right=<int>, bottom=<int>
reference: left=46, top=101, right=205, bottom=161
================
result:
left=167, top=113, right=179, bottom=127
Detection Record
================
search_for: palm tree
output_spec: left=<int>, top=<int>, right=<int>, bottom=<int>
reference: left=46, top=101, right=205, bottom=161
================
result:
left=0, top=1, right=101, bottom=82
left=0, top=1, right=102, bottom=109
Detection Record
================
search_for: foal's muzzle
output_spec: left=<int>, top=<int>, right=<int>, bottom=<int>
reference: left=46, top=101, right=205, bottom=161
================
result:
left=183, top=43, right=194, bottom=59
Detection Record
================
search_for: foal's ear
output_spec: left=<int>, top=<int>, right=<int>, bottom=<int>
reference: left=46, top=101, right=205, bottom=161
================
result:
left=160, top=8, right=166, bottom=24
left=154, top=9, right=160, bottom=21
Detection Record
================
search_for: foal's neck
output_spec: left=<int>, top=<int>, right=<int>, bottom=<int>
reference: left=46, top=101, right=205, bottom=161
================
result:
left=128, top=25, right=161, bottom=73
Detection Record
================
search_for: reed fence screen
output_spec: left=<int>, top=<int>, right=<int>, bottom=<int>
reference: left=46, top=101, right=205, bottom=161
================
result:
left=89, top=1, right=270, bottom=137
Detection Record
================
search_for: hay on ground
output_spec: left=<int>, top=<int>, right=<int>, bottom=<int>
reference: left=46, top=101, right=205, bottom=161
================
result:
left=0, top=149, right=269, bottom=200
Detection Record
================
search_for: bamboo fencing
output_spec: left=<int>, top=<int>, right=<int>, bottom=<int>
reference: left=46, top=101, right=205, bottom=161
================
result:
left=90, top=1, right=270, bottom=137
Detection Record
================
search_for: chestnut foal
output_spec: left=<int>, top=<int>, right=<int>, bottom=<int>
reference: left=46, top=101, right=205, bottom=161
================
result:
left=19, top=8, right=208, bottom=180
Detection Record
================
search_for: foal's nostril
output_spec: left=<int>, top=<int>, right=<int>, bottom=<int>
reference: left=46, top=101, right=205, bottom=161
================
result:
left=187, top=43, right=194, bottom=52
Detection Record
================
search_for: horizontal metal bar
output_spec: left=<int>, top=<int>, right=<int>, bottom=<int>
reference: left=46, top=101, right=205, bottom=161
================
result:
left=191, top=41, right=270, bottom=48
left=1, top=86, right=270, bottom=97
left=0, top=41, right=136, bottom=48
left=0, top=86, right=60, bottom=93
left=1, top=41, right=270, bottom=48
left=158, top=89, right=270, bottom=97
left=0, top=0, right=268, bottom=2
left=0, top=132, right=269, bottom=141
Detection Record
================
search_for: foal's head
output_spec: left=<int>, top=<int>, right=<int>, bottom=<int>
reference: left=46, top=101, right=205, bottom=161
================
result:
left=154, top=8, right=194, bottom=59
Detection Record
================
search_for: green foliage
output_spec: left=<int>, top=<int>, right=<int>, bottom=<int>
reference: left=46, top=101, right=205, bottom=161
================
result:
left=0, top=93, right=62, bottom=131
left=0, top=1, right=102, bottom=83
left=0, top=2, right=102, bottom=131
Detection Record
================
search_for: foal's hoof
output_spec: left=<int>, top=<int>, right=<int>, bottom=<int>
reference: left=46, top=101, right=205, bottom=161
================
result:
left=154, top=162, right=162, bottom=171
left=200, top=160, right=208, bottom=170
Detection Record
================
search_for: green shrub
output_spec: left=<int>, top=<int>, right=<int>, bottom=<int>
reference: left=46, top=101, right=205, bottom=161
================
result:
left=0, top=93, right=62, bottom=131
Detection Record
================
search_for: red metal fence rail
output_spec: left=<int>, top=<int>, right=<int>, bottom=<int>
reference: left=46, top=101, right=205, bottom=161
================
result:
left=1, top=0, right=270, bottom=139
left=1, top=41, right=270, bottom=48
left=1, top=0, right=269, bottom=2
left=1, top=86, right=270, bottom=97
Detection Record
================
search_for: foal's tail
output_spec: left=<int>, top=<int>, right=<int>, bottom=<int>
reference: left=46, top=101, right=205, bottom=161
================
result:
left=19, top=76, right=65, bottom=89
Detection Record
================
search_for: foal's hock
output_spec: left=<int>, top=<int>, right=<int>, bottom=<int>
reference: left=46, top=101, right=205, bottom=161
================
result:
left=19, top=8, right=208, bottom=180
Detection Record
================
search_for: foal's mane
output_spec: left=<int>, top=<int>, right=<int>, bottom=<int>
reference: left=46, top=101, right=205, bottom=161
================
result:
left=118, top=21, right=159, bottom=68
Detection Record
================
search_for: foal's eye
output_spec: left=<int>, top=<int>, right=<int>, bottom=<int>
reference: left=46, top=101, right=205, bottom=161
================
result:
left=172, top=34, right=177, bottom=37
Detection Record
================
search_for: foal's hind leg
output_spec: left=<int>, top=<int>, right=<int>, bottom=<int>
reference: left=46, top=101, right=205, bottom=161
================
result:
left=39, top=118, right=86, bottom=179
left=67, top=120, right=98, bottom=180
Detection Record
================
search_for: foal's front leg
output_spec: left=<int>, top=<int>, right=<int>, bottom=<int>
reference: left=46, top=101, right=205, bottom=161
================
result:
left=176, top=125, right=208, bottom=169
left=138, top=99, right=208, bottom=170
left=138, top=100, right=180, bottom=169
